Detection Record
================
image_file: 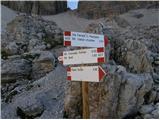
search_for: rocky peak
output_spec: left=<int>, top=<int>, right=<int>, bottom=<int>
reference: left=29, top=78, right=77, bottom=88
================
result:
left=1, top=1, right=67, bottom=15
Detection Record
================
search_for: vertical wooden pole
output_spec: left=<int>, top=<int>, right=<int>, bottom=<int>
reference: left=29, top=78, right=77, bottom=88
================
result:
left=82, top=81, right=89, bottom=119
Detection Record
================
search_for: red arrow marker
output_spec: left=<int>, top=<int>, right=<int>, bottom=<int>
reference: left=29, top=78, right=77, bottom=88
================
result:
left=99, top=66, right=106, bottom=81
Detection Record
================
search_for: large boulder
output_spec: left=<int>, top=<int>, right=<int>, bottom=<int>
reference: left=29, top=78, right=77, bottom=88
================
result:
left=1, top=57, right=32, bottom=84
left=1, top=15, right=63, bottom=56
left=1, top=64, right=67, bottom=119
left=64, top=64, right=153, bottom=118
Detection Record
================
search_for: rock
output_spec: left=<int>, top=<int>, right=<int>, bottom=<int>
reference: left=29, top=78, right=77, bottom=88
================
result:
left=64, top=65, right=153, bottom=118
left=116, top=65, right=126, bottom=73
left=154, top=60, right=159, bottom=65
left=132, top=12, right=144, bottom=18
left=112, top=34, right=153, bottom=73
left=152, top=72, right=159, bottom=83
left=17, top=97, right=44, bottom=118
left=151, top=109, right=159, bottom=118
left=2, top=64, right=66, bottom=119
left=2, top=1, right=67, bottom=15
left=3, top=42, right=19, bottom=55
left=28, top=38, right=46, bottom=51
left=148, top=90, right=157, bottom=103
left=139, top=104, right=155, bottom=114
left=1, top=58, right=32, bottom=84
left=1, top=15, right=63, bottom=54
left=143, top=114, right=153, bottom=119
left=77, top=1, right=158, bottom=19
left=32, top=51, right=56, bottom=80
left=114, top=16, right=130, bottom=28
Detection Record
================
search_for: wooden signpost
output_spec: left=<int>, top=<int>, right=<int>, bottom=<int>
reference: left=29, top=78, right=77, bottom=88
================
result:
left=59, top=31, right=109, bottom=119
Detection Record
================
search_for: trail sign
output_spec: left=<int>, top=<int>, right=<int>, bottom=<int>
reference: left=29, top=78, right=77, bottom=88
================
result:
left=58, top=47, right=105, bottom=65
left=64, top=31, right=109, bottom=48
left=66, top=66, right=106, bottom=82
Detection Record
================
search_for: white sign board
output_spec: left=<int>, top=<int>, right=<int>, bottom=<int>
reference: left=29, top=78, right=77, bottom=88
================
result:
left=63, top=31, right=108, bottom=47
left=67, top=66, right=106, bottom=82
left=58, top=48, right=105, bottom=65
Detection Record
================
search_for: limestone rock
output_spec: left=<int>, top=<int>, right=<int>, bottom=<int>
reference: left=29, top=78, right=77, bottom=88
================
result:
left=151, top=109, right=159, bottom=118
left=16, top=97, right=44, bottom=118
left=1, top=58, right=32, bottom=84
left=1, top=15, right=63, bottom=55
left=77, top=1, right=158, bottom=19
left=32, top=51, right=56, bottom=80
left=2, top=1, right=67, bottom=15
left=64, top=64, right=153, bottom=118
left=139, top=104, right=155, bottom=115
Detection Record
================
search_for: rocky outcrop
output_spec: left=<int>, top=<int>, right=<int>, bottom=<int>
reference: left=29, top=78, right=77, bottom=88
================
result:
left=77, top=1, right=158, bottom=19
left=64, top=8, right=158, bottom=119
left=17, top=97, right=44, bottom=118
left=1, top=3, right=158, bottom=119
left=1, top=1, right=67, bottom=15
left=1, top=58, right=32, bottom=84
left=1, top=15, right=63, bottom=107
left=1, top=64, right=67, bottom=119
left=1, top=15, right=63, bottom=57
left=31, top=51, right=56, bottom=80
left=64, top=64, right=154, bottom=118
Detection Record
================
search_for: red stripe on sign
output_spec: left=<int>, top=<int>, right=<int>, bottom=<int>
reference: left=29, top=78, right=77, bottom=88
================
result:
left=67, top=76, right=71, bottom=81
left=64, top=41, right=71, bottom=46
left=97, top=57, right=105, bottom=63
left=64, top=31, right=71, bottom=36
left=67, top=67, right=71, bottom=72
left=97, top=47, right=104, bottom=53
left=99, top=67, right=105, bottom=81
left=104, top=36, right=109, bottom=46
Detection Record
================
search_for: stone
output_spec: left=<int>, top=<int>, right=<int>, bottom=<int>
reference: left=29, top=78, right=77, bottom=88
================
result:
left=1, top=15, right=63, bottom=54
left=77, top=1, right=158, bottom=19
left=132, top=12, right=144, bottom=18
left=17, top=97, right=44, bottom=118
left=32, top=51, right=56, bottom=80
left=2, top=1, right=67, bottom=15
left=114, top=16, right=130, bottom=28
left=3, top=42, right=19, bottom=55
left=139, top=104, right=155, bottom=114
left=152, top=72, right=159, bottom=83
left=148, top=90, right=157, bottom=103
left=1, top=58, right=32, bottom=84
left=64, top=65, right=153, bottom=118
left=151, top=109, right=159, bottom=118
left=143, top=114, right=153, bottom=119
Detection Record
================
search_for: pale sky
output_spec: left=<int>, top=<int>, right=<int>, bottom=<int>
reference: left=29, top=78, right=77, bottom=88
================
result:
left=67, top=0, right=79, bottom=10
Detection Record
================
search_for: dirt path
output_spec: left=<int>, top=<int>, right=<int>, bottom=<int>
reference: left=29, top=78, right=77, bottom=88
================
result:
left=43, top=11, right=97, bottom=32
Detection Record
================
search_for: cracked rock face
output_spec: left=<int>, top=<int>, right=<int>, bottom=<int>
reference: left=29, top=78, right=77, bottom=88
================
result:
left=16, top=97, right=44, bottom=119
left=64, top=8, right=158, bottom=118
left=64, top=64, right=153, bottom=118
left=2, top=1, right=67, bottom=15
left=1, top=58, right=32, bottom=84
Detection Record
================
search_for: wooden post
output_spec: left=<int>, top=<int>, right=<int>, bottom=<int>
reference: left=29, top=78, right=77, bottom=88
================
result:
left=82, top=81, right=89, bottom=119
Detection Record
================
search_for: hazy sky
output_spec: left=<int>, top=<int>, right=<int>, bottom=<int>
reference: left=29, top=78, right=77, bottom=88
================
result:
left=67, top=0, right=79, bottom=10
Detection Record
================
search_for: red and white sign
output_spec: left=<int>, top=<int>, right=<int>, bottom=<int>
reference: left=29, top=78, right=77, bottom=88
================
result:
left=66, top=66, right=106, bottom=82
left=58, top=47, right=105, bottom=65
left=64, top=31, right=109, bottom=47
